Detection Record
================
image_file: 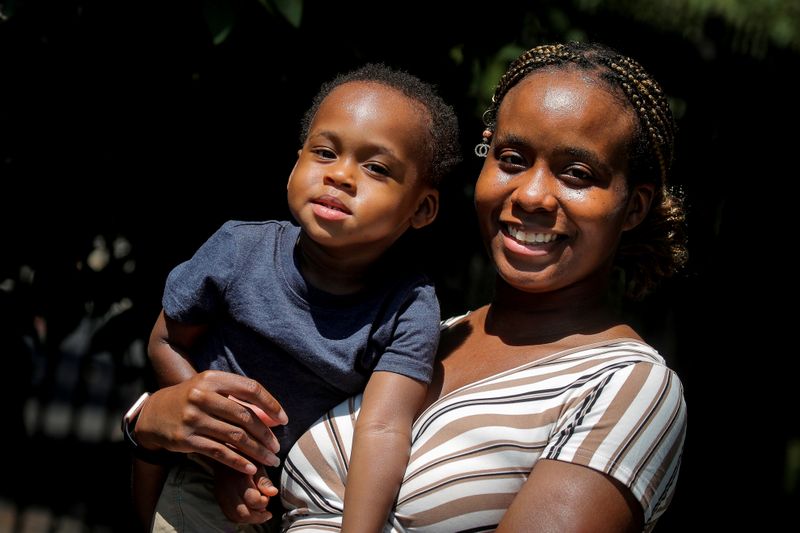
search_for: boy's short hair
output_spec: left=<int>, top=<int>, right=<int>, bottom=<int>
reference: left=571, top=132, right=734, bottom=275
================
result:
left=300, top=63, right=461, bottom=188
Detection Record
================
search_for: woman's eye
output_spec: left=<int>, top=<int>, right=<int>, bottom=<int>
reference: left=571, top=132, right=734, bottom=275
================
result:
left=563, top=165, right=594, bottom=182
left=497, top=151, right=526, bottom=168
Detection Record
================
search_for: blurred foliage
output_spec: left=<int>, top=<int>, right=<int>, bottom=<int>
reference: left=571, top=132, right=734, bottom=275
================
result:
left=203, top=0, right=302, bottom=45
left=576, top=0, right=800, bottom=56
left=189, top=0, right=800, bottom=116
left=1, top=0, right=797, bottom=529
left=469, top=44, right=527, bottom=117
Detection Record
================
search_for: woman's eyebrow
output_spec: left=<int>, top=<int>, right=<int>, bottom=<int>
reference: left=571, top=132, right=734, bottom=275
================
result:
left=494, top=133, right=528, bottom=148
left=563, top=146, right=613, bottom=175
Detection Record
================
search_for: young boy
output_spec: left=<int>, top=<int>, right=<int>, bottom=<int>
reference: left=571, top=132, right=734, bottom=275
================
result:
left=142, top=63, right=461, bottom=531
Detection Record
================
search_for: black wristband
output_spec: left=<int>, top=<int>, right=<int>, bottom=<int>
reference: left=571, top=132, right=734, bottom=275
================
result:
left=121, top=393, right=181, bottom=465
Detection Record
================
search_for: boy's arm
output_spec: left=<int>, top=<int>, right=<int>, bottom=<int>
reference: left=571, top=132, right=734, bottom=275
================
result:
left=342, top=371, right=427, bottom=533
left=148, top=309, right=206, bottom=386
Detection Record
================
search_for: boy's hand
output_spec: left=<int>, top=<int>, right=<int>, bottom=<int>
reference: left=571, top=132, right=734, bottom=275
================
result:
left=133, top=370, right=288, bottom=474
left=212, top=463, right=277, bottom=524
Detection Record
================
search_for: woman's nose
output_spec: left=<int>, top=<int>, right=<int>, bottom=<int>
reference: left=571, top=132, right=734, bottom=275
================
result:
left=510, top=167, right=559, bottom=212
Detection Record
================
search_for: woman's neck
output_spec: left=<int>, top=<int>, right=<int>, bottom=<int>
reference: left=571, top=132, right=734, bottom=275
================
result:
left=484, top=276, right=621, bottom=345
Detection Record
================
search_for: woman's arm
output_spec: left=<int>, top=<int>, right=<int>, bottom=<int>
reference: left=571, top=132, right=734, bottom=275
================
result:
left=497, top=360, right=685, bottom=532
left=132, top=309, right=206, bottom=528
left=342, top=371, right=427, bottom=533
left=496, top=458, right=643, bottom=533
left=133, top=311, right=287, bottom=527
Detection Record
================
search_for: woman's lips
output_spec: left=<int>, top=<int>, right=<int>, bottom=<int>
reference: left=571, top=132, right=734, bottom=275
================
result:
left=501, top=223, right=565, bottom=256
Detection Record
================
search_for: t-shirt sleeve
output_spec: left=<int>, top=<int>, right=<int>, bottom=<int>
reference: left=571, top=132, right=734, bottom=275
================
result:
left=162, top=221, right=238, bottom=323
left=542, top=361, right=687, bottom=528
left=373, top=281, right=440, bottom=384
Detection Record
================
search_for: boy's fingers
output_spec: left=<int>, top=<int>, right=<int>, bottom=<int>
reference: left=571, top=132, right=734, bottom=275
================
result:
left=243, top=487, right=269, bottom=510
left=256, top=470, right=279, bottom=497
left=232, top=503, right=271, bottom=525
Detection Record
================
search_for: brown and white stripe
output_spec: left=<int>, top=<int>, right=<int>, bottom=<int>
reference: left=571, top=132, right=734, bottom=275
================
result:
left=281, top=339, right=686, bottom=532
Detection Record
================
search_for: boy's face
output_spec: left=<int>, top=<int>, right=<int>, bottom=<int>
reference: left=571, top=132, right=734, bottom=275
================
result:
left=287, top=82, right=438, bottom=257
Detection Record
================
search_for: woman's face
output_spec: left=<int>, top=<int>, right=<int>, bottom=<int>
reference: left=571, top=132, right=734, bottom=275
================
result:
left=475, top=69, right=653, bottom=294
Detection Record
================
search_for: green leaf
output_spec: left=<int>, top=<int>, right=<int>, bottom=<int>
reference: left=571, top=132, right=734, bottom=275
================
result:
left=204, top=0, right=237, bottom=46
left=273, top=0, right=303, bottom=27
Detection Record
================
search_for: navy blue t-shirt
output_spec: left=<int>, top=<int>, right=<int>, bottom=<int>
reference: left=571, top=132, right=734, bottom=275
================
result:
left=162, top=220, right=440, bottom=457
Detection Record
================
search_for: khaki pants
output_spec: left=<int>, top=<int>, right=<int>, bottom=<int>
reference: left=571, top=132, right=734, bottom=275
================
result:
left=153, top=457, right=278, bottom=533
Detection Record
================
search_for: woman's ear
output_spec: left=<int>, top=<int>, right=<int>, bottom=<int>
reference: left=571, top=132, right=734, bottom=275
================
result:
left=623, top=183, right=655, bottom=231
left=410, top=189, right=439, bottom=229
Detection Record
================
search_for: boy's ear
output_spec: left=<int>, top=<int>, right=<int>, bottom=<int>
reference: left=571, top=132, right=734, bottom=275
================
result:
left=622, top=183, right=655, bottom=231
left=410, top=189, right=439, bottom=229
left=286, top=149, right=302, bottom=190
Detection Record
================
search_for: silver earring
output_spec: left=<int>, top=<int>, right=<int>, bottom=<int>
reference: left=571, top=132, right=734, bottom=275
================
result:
left=474, top=128, right=492, bottom=158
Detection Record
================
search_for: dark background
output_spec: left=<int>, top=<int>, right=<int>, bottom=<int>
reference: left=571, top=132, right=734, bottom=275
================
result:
left=1, top=0, right=797, bottom=531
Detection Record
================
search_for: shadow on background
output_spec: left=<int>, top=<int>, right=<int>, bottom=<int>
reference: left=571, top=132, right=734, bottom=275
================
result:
left=1, top=1, right=798, bottom=531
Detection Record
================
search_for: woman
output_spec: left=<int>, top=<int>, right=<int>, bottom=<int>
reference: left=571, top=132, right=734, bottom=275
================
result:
left=130, top=42, right=687, bottom=532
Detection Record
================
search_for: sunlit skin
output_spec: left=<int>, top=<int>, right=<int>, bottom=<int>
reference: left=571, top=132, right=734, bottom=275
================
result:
left=425, top=68, right=657, bottom=532
left=136, top=81, right=442, bottom=527
left=475, top=69, right=654, bottom=303
left=131, top=62, right=671, bottom=533
left=287, top=81, right=438, bottom=294
left=287, top=80, right=440, bottom=531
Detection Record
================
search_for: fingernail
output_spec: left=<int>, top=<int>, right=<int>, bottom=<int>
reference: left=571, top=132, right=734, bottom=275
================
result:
left=277, top=409, right=288, bottom=424
left=245, top=463, right=257, bottom=474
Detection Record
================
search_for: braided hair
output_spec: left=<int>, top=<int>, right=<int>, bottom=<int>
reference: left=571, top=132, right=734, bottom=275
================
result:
left=300, top=63, right=461, bottom=189
left=482, top=42, right=687, bottom=299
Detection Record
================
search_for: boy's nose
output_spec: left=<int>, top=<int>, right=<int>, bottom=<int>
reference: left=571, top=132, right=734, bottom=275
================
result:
left=324, top=164, right=356, bottom=192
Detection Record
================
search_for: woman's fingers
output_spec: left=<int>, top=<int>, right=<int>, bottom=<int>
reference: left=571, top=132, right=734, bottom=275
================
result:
left=208, top=371, right=289, bottom=426
left=133, top=371, right=284, bottom=473
left=228, top=395, right=284, bottom=429
left=183, top=383, right=282, bottom=461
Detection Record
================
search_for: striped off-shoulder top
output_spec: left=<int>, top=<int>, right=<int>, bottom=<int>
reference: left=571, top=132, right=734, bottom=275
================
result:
left=280, top=321, right=686, bottom=533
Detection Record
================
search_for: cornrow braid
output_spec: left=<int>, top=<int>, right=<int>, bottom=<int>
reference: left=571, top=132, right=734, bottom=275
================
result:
left=482, top=42, right=687, bottom=299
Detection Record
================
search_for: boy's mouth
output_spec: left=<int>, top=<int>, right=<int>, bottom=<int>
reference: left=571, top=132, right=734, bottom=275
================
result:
left=312, top=195, right=352, bottom=215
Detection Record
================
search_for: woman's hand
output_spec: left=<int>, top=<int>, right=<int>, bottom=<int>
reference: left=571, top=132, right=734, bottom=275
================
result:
left=133, top=370, right=288, bottom=474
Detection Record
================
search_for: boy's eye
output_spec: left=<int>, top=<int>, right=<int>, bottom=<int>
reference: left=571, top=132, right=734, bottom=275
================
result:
left=364, top=162, right=390, bottom=177
left=312, top=148, right=336, bottom=159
